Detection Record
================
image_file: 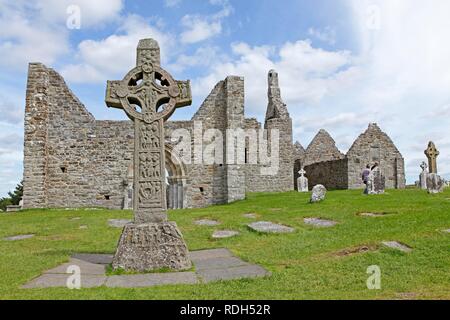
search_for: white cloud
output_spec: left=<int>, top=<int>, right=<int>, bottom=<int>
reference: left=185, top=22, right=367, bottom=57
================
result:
left=0, top=95, right=24, bottom=125
left=0, top=0, right=124, bottom=70
left=61, top=14, right=176, bottom=83
left=192, top=40, right=357, bottom=115
left=308, top=27, right=336, bottom=45
left=179, top=0, right=232, bottom=44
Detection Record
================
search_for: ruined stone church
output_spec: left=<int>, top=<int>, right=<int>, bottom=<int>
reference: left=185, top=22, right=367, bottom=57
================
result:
left=22, top=41, right=405, bottom=210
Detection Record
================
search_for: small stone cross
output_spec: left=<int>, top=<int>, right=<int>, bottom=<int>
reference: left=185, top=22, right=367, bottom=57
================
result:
left=420, top=161, right=428, bottom=173
left=106, top=39, right=192, bottom=224
left=298, top=168, right=306, bottom=177
left=424, top=141, right=439, bottom=174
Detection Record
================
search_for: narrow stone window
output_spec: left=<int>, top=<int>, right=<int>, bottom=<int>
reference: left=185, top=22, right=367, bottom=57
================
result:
left=105, top=195, right=111, bottom=200
left=199, top=187, right=204, bottom=193
left=60, top=166, right=67, bottom=173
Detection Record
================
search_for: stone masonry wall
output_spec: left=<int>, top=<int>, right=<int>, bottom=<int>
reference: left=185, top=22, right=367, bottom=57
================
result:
left=346, top=123, right=406, bottom=189
left=23, top=64, right=294, bottom=209
left=304, top=159, right=349, bottom=190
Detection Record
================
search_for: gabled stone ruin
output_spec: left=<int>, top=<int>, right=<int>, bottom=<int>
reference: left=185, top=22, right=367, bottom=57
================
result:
left=22, top=64, right=294, bottom=210
left=302, top=123, right=406, bottom=190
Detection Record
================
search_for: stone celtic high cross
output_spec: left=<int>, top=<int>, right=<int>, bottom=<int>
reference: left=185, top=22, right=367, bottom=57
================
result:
left=424, top=141, right=439, bottom=174
left=106, top=39, right=191, bottom=223
left=105, top=39, right=192, bottom=272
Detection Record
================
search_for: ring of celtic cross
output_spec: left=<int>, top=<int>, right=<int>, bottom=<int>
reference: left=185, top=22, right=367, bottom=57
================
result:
left=113, top=63, right=181, bottom=123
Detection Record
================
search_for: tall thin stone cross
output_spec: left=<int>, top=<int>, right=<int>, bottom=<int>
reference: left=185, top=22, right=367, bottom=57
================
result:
left=424, top=141, right=439, bottom=174
left=105, top=39, right=192, bottom=272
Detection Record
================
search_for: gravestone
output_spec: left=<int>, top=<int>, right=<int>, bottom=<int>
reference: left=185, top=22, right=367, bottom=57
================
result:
left=425, top=141, right=439, bottom=174
left=419, top=161, right=428, bottom=190
left=367, top=167, right=385, bottom=195
left=105, top=39, right=192, bottom=272
left=427, top=173, right=445, bottom=194
left=310, top=185, right=326, bottom=203
left=297, top=168, right=309, bottom=192
left=424, top=142, right=444, bottom=194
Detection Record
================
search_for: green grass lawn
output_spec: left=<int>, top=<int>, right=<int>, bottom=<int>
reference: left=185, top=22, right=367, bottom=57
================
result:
left=0, top=189, right=449, bottom=300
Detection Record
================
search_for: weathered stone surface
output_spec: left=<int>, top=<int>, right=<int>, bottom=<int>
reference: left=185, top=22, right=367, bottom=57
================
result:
left=189, top=248, right=233, bottom=261
left=297, top=168, right=308, bottom=192
left=248, top=221, right=294, bottom=233
left=310, top=185, right=326, bottom=203
left=108, top=219, right=132, bottom=228
left=71, top=253, right=113, bottom=265
left=112, top=222, right=192, bottom=272
left=195, top=219, right=220, bottom=226
left=22, top=64, right=294, bottom=211
left=198, top=265, right=269, bottom=283
left=382, top=241, right=412, bottom=253
left=427, top=173, right=445, bottom=194
left=243, top=213, right=257, bottom=219
left=22, top=248, right=270, bottom=289
left=3, top=234, right=34, bottom=241
left=419, top=161, right=428, bottom=190
left=304, top=218, right=337, bottom=228
left=443, top=229, right=450, bottom=233
left=358, top=212, right=386, bottom=217
left=106, top=272, right=198, bottom=288
left=44, top=258, right=106, bottom=275
left=79, top=225, right=88, bottom=229
left=6, top=205, right=21, bottom=212
left=305, top=123, right=406, bottom=190
left=22, top=274, right=107, bottom=289
left=212, top=230, right=239, bottom=239
left=367, top=167, right=385, bottom=195
left=425, top=141, right=439, bottom=174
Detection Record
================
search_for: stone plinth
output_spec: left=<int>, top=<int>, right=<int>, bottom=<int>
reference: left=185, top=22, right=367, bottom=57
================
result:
left=427, top=173, right=444, bottom=194
left=112, top=222, right=191, bottom=272
left=367, top=168, right=385, bottom=195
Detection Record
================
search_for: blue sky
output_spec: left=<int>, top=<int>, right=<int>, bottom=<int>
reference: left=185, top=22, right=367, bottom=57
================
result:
left=1, top=0, right=449, bottom=196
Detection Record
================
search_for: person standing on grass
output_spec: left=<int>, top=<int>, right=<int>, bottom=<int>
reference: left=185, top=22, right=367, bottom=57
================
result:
left=362, top=164, right=371, bottom=194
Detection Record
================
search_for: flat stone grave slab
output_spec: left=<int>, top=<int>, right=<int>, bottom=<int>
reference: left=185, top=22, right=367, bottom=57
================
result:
left=248, top=221, right=294, bottom=234
left=358, top=212, right=387, bottom=217
left=443, top=229, right=450, bottom=233
left=243, top=213, right=257, bottom=219
left=382, top=241, right=412, bottom=253
left=70, top=217, right=81, bottom=221
left=79, top=225, right=88, bottom=230
left=304, top=218, right=337, bottom=228
left=3, top=234, right=35, bottom=241
left=22, top=248, right=269, bottom=289
left=212, top=230, right=239, bottom=239
left=108, top=219, right=132, bottom=228
left=194, top=219, right=220, bottom=226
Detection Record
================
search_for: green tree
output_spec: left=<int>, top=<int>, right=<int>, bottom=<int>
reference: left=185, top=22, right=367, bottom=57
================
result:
left=0, top=181, right=23, bottom=211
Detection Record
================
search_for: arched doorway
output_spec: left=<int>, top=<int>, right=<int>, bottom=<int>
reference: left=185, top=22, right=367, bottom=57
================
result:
left=165, top=146, right=187, bottom=209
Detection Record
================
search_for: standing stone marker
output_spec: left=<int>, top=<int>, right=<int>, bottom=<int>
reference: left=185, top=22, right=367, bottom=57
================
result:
left=419, top=161, right=428, bottom=190
left=425, top=141, right=439, bottom=174
left=297, top=168, right=309, bottom=192
left=367, top=167, right=385, bottom=195
left=310, top=185, right=326, bottom=203
left=424, top=142, right=444, bottom=194
left=105, top=39, right=192, bottom=272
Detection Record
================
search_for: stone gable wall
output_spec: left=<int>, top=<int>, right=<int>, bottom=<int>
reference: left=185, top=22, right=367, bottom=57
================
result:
left=23, top=65, right=294, bottom=210
left=304, top=159, right=349, bottom=190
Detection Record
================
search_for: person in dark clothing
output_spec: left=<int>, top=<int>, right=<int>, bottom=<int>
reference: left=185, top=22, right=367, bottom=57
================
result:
left=362, top=165, right=371, bottom=195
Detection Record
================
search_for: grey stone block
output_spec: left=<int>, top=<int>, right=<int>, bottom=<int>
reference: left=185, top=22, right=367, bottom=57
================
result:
left=248, top=221, right=294, bottom=234
left=44, top=258, right=106, bottom=275
left=71, top=253, right=113, bottom=265
left=212, top=230, right=239, bottom=239
left=195, top=257, right=250, bottom=271
left=189, top=248, right=233, bottom=262
left=304, top=218, right=337, bottom=228
left=198, top=265, right=270, bottom=283
left=3, top=234, right=35, bottom=241
left=106, top=272, right=198, bottom=288
left=22, top=274, right=107, bottom=289
left=382, top=241, right=412, bottom=253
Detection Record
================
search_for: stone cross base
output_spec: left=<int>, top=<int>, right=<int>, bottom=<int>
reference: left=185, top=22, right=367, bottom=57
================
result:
left=426, top=173, right=445, bottom=194
left=112, top=222, right=191, bottom=272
